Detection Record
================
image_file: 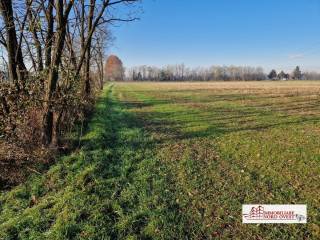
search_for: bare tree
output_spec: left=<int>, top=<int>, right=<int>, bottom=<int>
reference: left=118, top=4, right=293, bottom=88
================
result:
left=0, top=0, right=140, bottom=146
left=42, top=0, right=75, bottom=146
left=0, top=0, right=27, bottom=88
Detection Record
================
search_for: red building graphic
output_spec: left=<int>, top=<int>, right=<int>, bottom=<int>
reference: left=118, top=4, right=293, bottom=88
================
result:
left=244, top=206, right=265, bottom=219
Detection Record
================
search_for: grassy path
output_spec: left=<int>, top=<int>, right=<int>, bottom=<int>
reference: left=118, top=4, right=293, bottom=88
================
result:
left=0, top=85, right=185, bottom=239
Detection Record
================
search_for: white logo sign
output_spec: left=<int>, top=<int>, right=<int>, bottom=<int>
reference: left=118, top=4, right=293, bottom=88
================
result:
left=242, top=205, right=307, bottom=224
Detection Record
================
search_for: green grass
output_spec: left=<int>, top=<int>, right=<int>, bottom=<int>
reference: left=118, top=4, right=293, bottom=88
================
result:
left=0, top=85, right=187, bottom=239
left=114, top=81, right=320, bottom=239
left=1, top=81, right=320, bottom=239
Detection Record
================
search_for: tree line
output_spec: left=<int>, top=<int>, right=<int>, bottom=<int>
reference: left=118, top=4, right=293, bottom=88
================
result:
left=0, top=0, right=139, bottom=148
left=126, top=64, right=319, bottom=81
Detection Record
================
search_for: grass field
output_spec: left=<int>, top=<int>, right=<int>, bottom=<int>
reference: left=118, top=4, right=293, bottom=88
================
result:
left=0, top=81, right=319, bottom=239
left=114, top=81, right=320, bottom=239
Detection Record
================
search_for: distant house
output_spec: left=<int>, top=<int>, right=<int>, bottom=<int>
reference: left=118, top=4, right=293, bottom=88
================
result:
left=278, top=71, right=290, bottom=81
left=281, top=74, right=290, bottom=81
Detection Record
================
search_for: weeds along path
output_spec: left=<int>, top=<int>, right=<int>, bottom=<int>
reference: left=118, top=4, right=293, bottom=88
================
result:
left=0, top=85, right=187, bottom=239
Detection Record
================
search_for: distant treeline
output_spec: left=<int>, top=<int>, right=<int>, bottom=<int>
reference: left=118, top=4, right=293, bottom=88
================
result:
left=126, top=65, right=320, bottom=81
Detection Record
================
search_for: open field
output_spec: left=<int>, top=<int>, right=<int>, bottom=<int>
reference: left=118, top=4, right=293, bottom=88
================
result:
left=114, top=81, right=320, bottom=238
left=0, top=81, right=319, bottom=239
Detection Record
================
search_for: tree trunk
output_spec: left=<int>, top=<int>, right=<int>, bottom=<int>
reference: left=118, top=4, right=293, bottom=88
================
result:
left=42, top=0, right=74, bottom=146
left=52, top=110, right=63, bottom=146
left=84, top=0, right=95, bottom=96
left=0, top=0, right=27, bottom=87
left=45, top=0, right=54, bottom=69
left=42, top=106, right=53, bottom=145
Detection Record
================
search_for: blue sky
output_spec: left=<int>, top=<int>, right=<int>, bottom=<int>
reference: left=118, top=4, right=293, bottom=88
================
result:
left=110, top=0, right=320, bottom=72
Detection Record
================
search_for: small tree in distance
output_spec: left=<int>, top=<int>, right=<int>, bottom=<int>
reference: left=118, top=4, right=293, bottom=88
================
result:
left=105, top=55, right=125, bottom=81
left=268, top=69, right=277, bottom=80
left=292, top=66, right=302, bottom=80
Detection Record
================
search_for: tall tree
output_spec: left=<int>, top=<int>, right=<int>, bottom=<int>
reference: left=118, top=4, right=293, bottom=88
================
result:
left=84, top=0, right=96, bottom=96
left=42, top=0, right=75, bottom=145
left=0, top=0, right=27, bottom=87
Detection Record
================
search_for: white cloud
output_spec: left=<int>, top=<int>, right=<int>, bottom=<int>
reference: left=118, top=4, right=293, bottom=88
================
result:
left=288, top=53, right=304, bottom=59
